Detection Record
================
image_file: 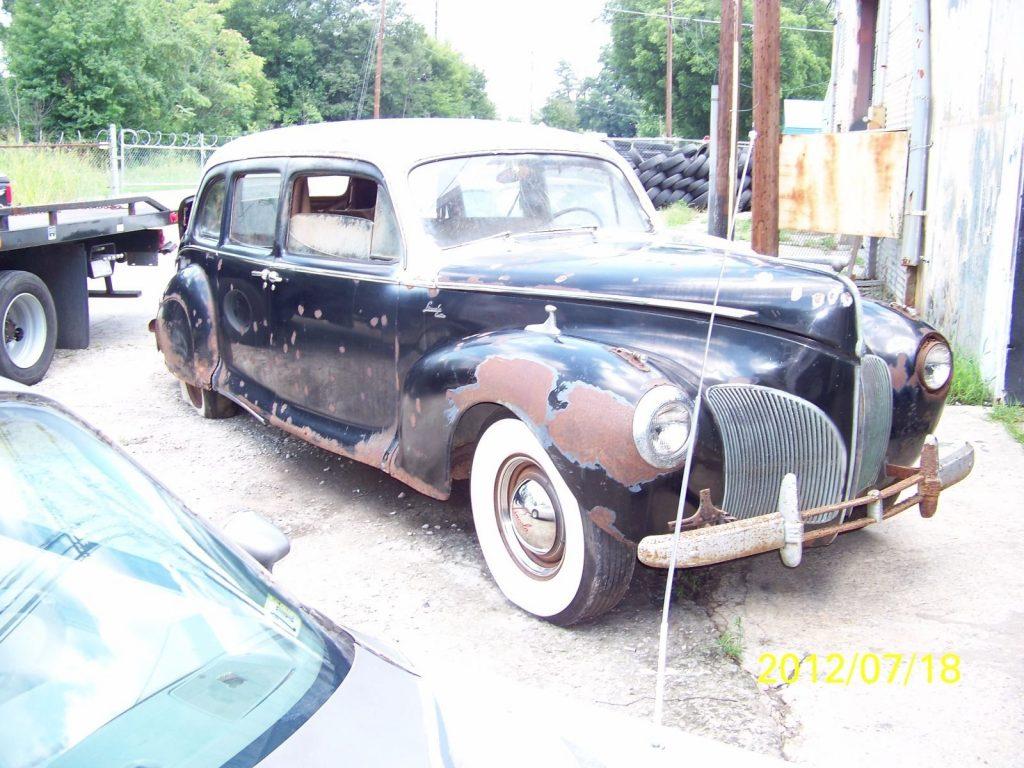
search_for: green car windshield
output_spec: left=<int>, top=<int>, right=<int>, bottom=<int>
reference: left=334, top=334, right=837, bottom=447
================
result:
left=0, top=399, right=351, bottom=768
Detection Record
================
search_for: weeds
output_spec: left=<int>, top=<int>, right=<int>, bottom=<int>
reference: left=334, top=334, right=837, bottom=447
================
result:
left=716, top=617, right=745, bottom=662
left=948, top=354, right=991, bottom=406
left=661, top=200, right=696, bottom=229
left=0, top=147, right=109, bottom=204
left=673, top=566, right=715, bottom=602
left=991, top=402, right=1024, bottom=446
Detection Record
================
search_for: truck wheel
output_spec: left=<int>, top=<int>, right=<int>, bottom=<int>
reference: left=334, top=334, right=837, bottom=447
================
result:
left=180, top=380, right=238, bottom=419
left=470, top=418, right=635, bottom=625
left=0, top=270, right=57, bottom=385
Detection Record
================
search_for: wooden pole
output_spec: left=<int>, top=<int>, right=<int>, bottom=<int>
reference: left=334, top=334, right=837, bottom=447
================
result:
left=665, top=0, right=674, bottom=136
left=373, top=0, right=387, bottom=119
left=751, top=0, right=780, bottom=255
left=711, top=0, right=739, bottom=238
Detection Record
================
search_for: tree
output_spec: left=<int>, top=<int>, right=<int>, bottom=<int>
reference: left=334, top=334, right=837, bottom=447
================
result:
left=576, top=66, right=655, bottom=137
left=537, top=60, right=581, bottom=131
left=605, top=0, right=833, bottom=138
left=1, top=0, right=274, bottom=134
left=223, top=0, right=495, bottom=123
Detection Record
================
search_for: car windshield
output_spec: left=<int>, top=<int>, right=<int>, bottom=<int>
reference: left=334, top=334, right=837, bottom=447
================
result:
left=409, top=153, right=652, bottom=248
left=0, top=399, right=351, bottom=768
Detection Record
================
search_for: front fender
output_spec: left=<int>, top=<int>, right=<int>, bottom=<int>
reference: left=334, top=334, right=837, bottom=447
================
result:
left=395, top=329, right=678, bottom=543
left=154, top=263, right=220, bottom=388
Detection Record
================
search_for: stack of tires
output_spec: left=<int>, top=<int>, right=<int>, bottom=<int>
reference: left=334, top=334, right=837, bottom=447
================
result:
left=612, top=141, right=754, bottom=212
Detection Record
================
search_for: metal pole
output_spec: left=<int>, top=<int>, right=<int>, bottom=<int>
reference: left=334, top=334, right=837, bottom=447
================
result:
left=726, top=0, right=741, bottom=240
left=665, top=0, right=674, bottom=136
left=708, top=85, right=721, bottom=236
left=373, top=0, right=387, bottom=119
left=712, top=0, right=738, bottom=238
left=108, top=123, right=119, bottom=196
left=899, top=0, right=932, bottom=307
left=751, top=0, right=780, bottom=256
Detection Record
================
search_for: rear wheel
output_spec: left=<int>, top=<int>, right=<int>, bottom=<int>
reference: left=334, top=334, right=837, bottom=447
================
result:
left=180, top=380, right=238, bottom=419
left=470, top=418, right=635, bottom=625
left=0, top=270, right=57, bottom=385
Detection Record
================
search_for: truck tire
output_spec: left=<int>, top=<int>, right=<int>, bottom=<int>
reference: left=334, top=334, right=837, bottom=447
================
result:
left=0, top=270, right=58, bottom=385
left=470, top=418, right=635, bottom=625
left=180, top=380, right=238, bottom=419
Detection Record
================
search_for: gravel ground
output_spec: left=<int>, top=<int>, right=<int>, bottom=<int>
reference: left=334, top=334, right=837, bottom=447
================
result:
left=28, top=257, right=1022, bottom=765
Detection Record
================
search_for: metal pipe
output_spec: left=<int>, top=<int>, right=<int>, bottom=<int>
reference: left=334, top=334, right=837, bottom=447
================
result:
left=899, top=0, right=932, bottom=300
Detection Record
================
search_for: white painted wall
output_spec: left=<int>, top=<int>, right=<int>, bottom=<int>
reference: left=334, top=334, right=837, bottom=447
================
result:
left=918, top=0, right=1024, bottom=396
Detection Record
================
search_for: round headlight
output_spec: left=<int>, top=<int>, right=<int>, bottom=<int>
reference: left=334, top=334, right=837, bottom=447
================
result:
left=633, top=385, right=693, bottom=468
left=918, top=338, right=953, bottom=392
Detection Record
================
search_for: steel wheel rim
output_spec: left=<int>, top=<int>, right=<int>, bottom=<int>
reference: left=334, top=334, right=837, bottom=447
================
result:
left=3, top=293, right=46, bottom=369
left=494, top=455, right=565, bottom=579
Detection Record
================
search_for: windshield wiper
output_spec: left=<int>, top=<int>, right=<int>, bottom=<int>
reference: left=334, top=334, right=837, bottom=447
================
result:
left=526, top=225, right=598, bottom=236
left=441, top=230, right=513, bottom=250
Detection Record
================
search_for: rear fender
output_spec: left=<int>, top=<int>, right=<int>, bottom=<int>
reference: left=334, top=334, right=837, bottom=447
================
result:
left=154, top=263, right=219, bottom=388
left=395, top=330, right=679, bottom=543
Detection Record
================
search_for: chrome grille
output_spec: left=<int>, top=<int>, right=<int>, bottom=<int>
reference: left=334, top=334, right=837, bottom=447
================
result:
left=706, top=385, right=847, bottom=524
left=853, top=355, right=893, bottom=493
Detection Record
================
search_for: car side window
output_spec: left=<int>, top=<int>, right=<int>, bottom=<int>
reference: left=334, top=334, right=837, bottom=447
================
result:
left=228, top=172, right=281, bottom=250
left=194, top=178, right=225, bottom=242
left=285, top=173, right=401, bottom=263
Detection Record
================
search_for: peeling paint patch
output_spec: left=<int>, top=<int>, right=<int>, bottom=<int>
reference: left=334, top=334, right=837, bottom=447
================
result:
left=297, top=304, right=305, bottom=316
left=447, top=356, right=558, bottom=427
left=370, top=317, right=379, bottom=328
left=790, top=286, right=803, bottom=302
left=314, top=308, right=323, bottom=319
left=588, top=506, right=631, bottom=544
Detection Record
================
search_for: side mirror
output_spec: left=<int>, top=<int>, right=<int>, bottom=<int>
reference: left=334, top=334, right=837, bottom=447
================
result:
left=177, top=195, right=194, bottom=239
left=223, top=512, right=291, bottom=571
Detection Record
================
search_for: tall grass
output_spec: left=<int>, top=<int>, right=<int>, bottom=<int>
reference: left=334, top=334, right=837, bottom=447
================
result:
left=0, top=147, right=110, bottom=204
left=948, top=354, right=991, bottom=406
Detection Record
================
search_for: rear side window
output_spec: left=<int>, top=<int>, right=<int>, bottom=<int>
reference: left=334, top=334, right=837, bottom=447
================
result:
left=194, top=178, right=225, bottom=241
left=285, top=173, right=401, bottom=263
left=229, top=173, right=281, bottom=250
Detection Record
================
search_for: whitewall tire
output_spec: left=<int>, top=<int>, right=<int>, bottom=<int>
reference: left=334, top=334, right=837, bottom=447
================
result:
left=470, top=418, right=635, bottom=625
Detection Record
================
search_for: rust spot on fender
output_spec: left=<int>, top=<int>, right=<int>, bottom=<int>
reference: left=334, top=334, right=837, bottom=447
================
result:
left=548, top=382, right=661, bottom=487
left=588, top=506, right=632, bottom=544
left=448, top=356, right=557, bottom=426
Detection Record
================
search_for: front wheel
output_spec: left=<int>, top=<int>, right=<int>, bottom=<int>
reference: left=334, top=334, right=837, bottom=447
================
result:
left=470, top=418, right=635, bottom=625
left=0, top=270, right=57, bottom=385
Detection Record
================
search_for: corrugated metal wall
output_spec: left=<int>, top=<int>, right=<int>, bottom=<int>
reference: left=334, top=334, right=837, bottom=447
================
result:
left=875, top=2, right=915, bottom=130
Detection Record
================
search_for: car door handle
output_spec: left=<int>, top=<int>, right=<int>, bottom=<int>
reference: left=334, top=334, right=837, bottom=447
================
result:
left=251, top=268, right=284, bottom=284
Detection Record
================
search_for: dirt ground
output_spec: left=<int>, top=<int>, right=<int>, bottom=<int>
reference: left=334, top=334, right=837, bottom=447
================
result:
left=30, top=257, right=1024, bottom=765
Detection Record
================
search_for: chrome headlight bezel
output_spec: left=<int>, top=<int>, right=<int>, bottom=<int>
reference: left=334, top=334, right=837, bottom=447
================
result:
left=632, top=385, right=694, bottom=469
left=917, top=336, right=953, bottom=393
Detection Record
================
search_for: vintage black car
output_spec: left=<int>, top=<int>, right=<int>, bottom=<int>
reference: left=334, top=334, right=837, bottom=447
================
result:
left=155, top=119, right=974, bottom=626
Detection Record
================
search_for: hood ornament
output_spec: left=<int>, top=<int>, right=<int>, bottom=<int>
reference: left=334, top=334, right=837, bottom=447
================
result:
left=525, top=304, right=560, bottom=337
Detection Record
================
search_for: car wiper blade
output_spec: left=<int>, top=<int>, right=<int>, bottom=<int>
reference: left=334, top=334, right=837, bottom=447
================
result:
left=528, top=225, right=599, bottom=236
left=441, top=231, right=513, bottom=250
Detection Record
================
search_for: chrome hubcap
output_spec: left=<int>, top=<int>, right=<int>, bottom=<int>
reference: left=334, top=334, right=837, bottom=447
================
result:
left=495, top=456, right=565, bottom=578
left=3, top=293, right=46, bottom=369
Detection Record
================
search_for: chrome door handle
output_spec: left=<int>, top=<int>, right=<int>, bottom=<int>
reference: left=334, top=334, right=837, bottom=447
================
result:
left=251, top=268, right=284, bottom=284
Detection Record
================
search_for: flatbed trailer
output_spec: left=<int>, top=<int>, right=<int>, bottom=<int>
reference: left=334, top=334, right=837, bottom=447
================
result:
left=0, top=195, right=175, bottom=384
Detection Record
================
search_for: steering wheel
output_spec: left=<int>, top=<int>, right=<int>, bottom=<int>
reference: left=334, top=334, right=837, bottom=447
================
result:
left=550, top=206, right=604, bottom=227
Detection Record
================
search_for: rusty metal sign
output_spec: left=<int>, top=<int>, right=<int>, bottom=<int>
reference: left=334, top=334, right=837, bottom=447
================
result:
left=779, top=130, right=909, bottom=238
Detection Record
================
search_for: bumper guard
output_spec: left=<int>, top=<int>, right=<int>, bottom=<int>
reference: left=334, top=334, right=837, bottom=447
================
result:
left=637, top=435, right=975, bottom=569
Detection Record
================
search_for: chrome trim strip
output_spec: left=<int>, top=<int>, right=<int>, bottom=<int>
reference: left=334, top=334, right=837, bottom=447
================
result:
left=433, top=280, right=756, bottom=320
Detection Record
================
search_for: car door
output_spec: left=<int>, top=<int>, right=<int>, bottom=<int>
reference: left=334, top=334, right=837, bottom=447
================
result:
left=213, top=161, right=286, bottom=403
left=268, top=158, right=402, bottom=436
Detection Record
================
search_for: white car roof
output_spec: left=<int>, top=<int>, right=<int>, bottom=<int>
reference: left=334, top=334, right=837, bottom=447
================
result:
left=204, top=119, right=624, bottom=175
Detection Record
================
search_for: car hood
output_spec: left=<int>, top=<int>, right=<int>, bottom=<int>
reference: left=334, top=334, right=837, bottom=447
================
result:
left=435, top=231, right=860, bottom=354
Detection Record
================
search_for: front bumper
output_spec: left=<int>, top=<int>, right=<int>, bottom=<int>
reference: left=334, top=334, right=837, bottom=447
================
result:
left=637, top=436, right=975, bottom=569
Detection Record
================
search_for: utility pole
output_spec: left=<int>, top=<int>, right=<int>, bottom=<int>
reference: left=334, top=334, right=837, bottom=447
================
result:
left=665, top=0, right=674, bottom=136
left=710, top=0, right=739, bottom=238
left=373, top=0, right=387, bottom=119
left=751, top=0, right=780, bottom=255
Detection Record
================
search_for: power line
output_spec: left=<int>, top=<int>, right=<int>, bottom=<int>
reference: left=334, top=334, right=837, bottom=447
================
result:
left=605, top=6, right=833, bottom=34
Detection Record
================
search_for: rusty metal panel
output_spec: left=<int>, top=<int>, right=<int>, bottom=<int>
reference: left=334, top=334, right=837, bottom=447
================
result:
left=779, top=130, right=909, bottom=237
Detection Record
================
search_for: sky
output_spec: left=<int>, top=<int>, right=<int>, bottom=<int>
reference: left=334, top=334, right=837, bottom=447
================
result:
left=403, top=0, right=610, bottom=121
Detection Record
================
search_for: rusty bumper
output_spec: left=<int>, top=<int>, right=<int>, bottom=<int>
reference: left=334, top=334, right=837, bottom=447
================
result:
left=637, top=436, right=975, bottom=569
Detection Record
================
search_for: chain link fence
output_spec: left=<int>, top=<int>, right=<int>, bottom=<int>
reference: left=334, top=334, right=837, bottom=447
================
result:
left=0, top=125, right=236, bottom=205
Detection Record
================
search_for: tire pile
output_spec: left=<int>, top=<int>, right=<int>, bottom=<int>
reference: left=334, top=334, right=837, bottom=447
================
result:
left=609, top=140, right=753, bottom=212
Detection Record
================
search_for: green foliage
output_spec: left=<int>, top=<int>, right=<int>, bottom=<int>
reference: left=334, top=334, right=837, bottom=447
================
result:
left=537, top=59, right=654, bottom=136
left=991, top=403, right=1024, bottom=447
left=0, top=147, right=109, bottom=203
left=948, top=354, right=991, bottom=406
left=661, top=200, right=696, bottom=229
left=0, top=0, right=493, bottom=136
left=223, top=0, right=494, bottom=123
left=716, top=617, right=744, bottom=662
left=605, top=0, right=834, bottom=138
left=1, top=0, right=274, bottom=135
